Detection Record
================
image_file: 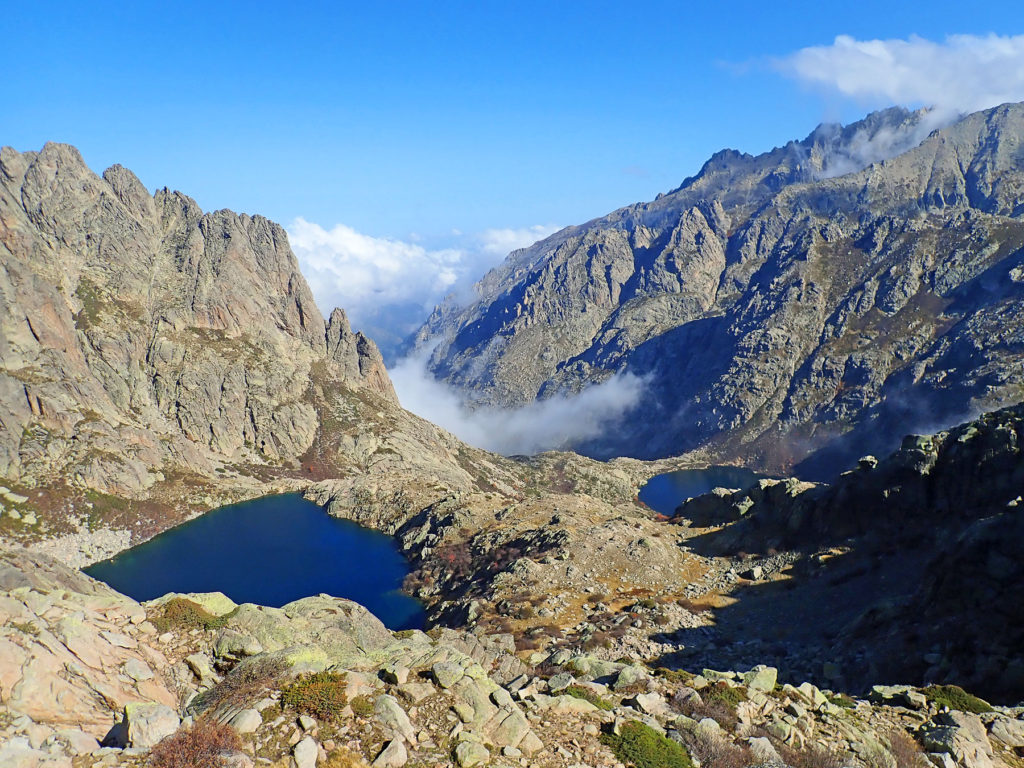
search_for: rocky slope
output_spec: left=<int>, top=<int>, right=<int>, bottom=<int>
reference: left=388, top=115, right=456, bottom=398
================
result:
left=5, top=547, right=1024, bottom=768
left=0, top=143, right=555, bottom=565
left=657, top=403, right=1024, bottom=703
left=417, top=104, right=1024, bottom=474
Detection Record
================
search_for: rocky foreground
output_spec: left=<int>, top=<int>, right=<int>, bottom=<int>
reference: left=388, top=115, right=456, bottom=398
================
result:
left=3, top=547, right=1023, bottom=768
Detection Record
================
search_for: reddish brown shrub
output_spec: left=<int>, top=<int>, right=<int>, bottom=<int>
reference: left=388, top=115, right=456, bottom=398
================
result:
left=148, top=719, right=241, bottom=768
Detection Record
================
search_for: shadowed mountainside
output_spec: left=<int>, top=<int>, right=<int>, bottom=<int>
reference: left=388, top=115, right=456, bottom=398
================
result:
left=417, top=104, right=1024, bottom=474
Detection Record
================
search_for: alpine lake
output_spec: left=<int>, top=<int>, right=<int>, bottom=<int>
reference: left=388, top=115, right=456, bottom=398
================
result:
left=638, top=465, right=762, bottom=516
left=85, top=493, right=425, bottom=631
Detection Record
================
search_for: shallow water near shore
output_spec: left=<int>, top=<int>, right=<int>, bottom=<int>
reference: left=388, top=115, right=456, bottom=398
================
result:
left=638, top=466, right=762, bottom=516
left=85, top=493, right=425, bottom=630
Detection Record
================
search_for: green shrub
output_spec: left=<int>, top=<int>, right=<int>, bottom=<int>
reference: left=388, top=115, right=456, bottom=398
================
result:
left=281, top=672, right=348, bottom=721
left=151, top=598, right=232, bottom=633
left=564, top=685, right=614, bottom=711
left=601, top=721, right=693, bottom=768
left=702, top=682, right=746, bottom=708
left=923, top=685, right=992, bottom=714
left=349, top=695, right=374, bottom=717
left=654, top=668, right=693, bottom=685
left=826, top=692, right=856, bottom=709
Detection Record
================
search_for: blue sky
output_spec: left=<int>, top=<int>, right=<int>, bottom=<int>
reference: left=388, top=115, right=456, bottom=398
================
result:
left=6, top=2, right=1024, bottom=347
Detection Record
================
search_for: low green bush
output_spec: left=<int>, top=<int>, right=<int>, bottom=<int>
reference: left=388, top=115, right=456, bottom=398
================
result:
left=564, top=685, right=614, bottom=711
left=151, top=598, right=232, bottom=633
left=923, top=685, right=992, bottom=714
left=702, top=681, right=746, bottom=708
left=281, top=672, right=348, bottom=721
left=349, top=695, right=374, bottom=716
left=826, top=692, right=856, bottom=709
left=600, top=721, right=693, bottom=768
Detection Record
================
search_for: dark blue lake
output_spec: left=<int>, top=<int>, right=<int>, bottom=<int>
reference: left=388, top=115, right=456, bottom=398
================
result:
left=639, top=466, right=762, bottom=516
left=85, top=493, right=425, bottom=631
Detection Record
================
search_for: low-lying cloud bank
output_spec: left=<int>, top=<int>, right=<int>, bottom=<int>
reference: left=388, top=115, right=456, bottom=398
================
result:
left=390, top=350, right=647, bottom=456
left=775, top=34, right=1024, bottom=179
left=776, top=33, right=1024, bottom=114
left=288, top=218, right=560, bottom=357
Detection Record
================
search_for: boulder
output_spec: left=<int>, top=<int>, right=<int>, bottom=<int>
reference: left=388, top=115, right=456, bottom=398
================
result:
left=921, top=711, right=995, bottom=768
left=990, top=717, right=1024, bottom=748
left=292, top=736, right=318, bottom=768
left=372, top=739, right=408, bottom=768
left=123, top=702, right=180, bottom=748
left=455, top=740, right=490, bottom=767
left=229, top=709, right=263, bottom=734
left=742, top=665, right=777, bottom=693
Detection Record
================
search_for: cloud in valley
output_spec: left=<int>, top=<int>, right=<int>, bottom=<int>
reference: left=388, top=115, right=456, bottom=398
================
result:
left=775, top=34, right=1024, bottom=114
left=287, top=218, right=559, bottom=357
left=390, top=350, right=647, bottom=456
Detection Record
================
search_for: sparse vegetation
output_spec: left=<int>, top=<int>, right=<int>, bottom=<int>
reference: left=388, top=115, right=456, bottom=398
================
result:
left=281, top=671, right=349, bottom=721
left=681, top=728, right=753, bottom=768
left=150, top=598, right=233, bottom=633
left=923, top=684, right=992, bottom=713
left=349, top=695, right=374, bottom=717
left=701, top=681, right=747, bottom=708
left=600, top=721, right=693, bottom=768
left=777, top=743, right=845, bottom=768
left=886, top=728, right=924, bottom=768
left=191, top=656, right=286, bottom=719
left=147, top=718, right=242, bottom=768
left=564, top=685, right=614, bottom=711
left=827, top=692, right=856, bottom=709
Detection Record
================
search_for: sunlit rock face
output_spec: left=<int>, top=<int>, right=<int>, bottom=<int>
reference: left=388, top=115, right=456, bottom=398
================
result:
left=418, top=104, right=1024, bottom=473
left=0, top=142, right=396, bottom=495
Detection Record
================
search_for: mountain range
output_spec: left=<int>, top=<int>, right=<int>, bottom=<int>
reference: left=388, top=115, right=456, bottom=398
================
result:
left=416, top=104, right=1024, bottom=475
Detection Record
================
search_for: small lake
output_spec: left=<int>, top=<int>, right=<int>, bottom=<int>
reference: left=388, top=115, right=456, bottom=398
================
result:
left=85, top=493, right=425, bottom=631
left=638, top=466, right=762, bottom=516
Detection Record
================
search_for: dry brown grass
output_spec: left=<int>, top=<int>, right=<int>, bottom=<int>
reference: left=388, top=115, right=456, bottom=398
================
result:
left=147, top=719, right=241, bottom=768
left=192, top=655, right=286, bottom=721
left=777, top=743, right=846, bottom=768
left=887, top=729, right=924, bottom=768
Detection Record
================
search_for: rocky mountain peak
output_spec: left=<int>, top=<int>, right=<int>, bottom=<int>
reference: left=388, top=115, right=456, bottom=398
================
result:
left=0, top=143, right=399, bottom=496
left=416, top=102, right=1024, bottom=472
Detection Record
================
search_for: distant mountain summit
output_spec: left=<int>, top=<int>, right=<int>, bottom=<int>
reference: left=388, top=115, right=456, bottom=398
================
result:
left=416, top=103, right=1024, bottom=472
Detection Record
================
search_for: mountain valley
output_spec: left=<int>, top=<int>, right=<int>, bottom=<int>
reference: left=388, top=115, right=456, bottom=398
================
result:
left=1, top=111, right=1023, bottom=768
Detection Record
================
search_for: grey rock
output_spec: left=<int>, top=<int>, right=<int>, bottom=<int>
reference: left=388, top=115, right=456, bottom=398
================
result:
left=990, top=717, right=1024, bottom=747
left=742, top=665, right=777, bottom=693
left=374, top=694, right=416, bottom=744
left=122, top=702, right=179, bottom=748
left=372, top=739, right=408, bottom=768
left=454, top=740, right=490, bottom=767
left=229, top=709, right=263, bottom=734
left=292, top=736, right=318, bottom=768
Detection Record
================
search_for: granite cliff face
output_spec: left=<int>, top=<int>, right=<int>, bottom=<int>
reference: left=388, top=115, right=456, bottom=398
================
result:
left=0, top=142, right=396, bottom=493
left=417, top=104, right=1024, bottom=472
left=0, top=143, right=534, bottom=562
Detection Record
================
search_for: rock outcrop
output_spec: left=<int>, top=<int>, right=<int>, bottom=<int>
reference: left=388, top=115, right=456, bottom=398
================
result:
left=0, top=142, right=394, bottom=495
left=661, top=404, right=1024, bottom=702
left=4, top=546, right=1022, bottom=768
left=417, top=103, right=1024, bottom=473
left=0, top=143, right=541, bottom=566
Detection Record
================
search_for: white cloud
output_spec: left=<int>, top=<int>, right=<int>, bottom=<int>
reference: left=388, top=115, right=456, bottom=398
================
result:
left=775, top=34, right=1024, bottom=114
left=478, top=225, right=562, bottom=256
left=390, top=349, right=647, bottom=456
left=287, top=218, right=560, bottom=356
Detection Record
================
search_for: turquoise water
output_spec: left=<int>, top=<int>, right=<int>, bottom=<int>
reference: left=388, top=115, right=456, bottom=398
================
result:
left=85, top=493, right=425, bottom=630
left=638, top=466, right=762, bottom=516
